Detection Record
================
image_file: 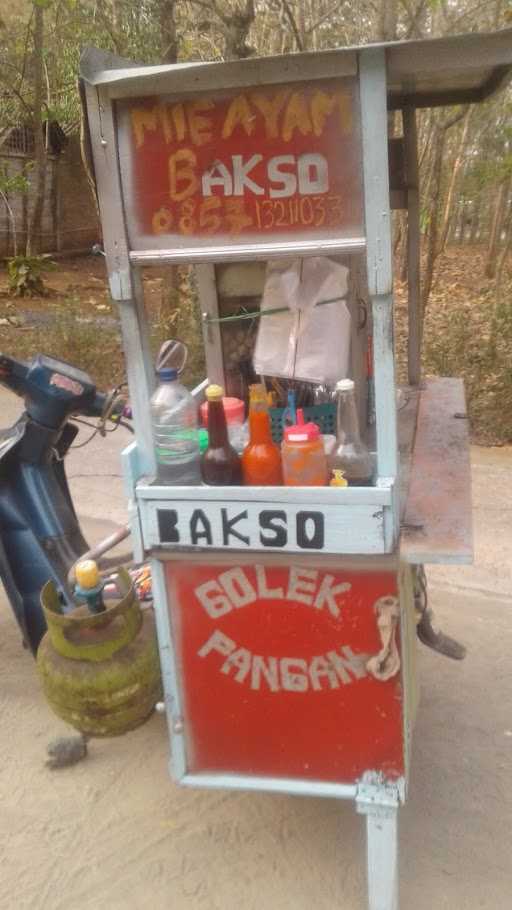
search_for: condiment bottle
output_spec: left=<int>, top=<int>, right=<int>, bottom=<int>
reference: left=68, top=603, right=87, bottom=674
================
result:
left=200, top=395, right=248, bottom=454
left=281, top=409, right=328, bottom=486
left=331, top=378, right=374, bottom=485
left=201, top=384, right=242, bottom=486
left=242, top=384, right=282, bottom=486
left=74, top=560, right=105, bottom=614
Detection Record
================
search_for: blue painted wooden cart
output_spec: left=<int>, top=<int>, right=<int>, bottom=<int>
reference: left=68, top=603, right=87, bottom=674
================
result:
left=81, top=29, right=512, bottom=910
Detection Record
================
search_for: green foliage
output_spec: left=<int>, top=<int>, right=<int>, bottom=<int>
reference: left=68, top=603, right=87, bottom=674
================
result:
left=0, top=168, right=31, bottom=196
left=7, top=255, right=56, bottom=297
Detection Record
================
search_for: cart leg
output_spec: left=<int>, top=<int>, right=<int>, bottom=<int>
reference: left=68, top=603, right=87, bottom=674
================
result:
left=356, top=776, right=400, bottom=910
left=364, top=805, right=398, bottom=910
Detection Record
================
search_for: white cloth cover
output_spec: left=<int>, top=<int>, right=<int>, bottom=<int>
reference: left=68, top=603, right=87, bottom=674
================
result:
left=253, top=257, right=350, bottom=385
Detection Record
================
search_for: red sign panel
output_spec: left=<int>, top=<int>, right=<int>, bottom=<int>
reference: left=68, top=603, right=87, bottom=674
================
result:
left=117, top=78, right=363, bottom=250
left=165, top=562, right=404, bottom=784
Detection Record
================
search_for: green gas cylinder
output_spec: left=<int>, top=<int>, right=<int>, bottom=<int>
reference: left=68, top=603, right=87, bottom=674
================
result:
left=37, top=565, right=162, bottom=737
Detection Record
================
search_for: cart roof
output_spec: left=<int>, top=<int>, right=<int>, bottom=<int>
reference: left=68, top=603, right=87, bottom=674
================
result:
left=80, top=28, right=512, bottom=109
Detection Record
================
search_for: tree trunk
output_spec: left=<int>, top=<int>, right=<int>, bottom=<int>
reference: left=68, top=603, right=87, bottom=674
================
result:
left=494, top=211, right=512, bottom=305
left=421, top=110, right=465, bottom=313
left=158, top=0, right=178, bottom=63
left=377, top=0, right=397, bottom=40
left=223, top=0, right=255, bottom=59
left=439, top=107, right=471, bottom=252
left=484, top=176, right=511, bottom=279
left=469, top=200, right=481, bottom=243
left=0, top=190, right=18, bottom=257
left=26, top=3, right=46, bottom=257
left=421, top=122, right=444, bottom=312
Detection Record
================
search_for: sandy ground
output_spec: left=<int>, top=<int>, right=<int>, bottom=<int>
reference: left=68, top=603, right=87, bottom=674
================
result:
left=0, top=388, right=511, bottom=910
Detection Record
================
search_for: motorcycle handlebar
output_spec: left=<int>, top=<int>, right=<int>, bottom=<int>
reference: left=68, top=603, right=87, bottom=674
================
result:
left=83, top=390, right=109, bottom=419
left=0, top=352, right=126, bottom=427
left=0, top=353, right=30, bottom=396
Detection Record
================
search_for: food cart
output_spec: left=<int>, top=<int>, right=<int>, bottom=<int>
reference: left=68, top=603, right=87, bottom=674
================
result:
left=80, top=29, right=512, bottom=910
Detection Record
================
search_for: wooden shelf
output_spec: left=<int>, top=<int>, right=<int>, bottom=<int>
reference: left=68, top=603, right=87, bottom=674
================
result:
left=400, top=377, right=473, bottom=565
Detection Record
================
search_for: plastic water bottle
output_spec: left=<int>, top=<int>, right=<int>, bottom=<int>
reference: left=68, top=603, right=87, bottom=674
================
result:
left=150, top=368, right=200, bottom=484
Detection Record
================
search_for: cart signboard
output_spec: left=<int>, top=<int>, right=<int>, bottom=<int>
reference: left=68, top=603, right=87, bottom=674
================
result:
left=165, top=561, right=404, bottom=782
left=116, top=77, right=364, bottom=253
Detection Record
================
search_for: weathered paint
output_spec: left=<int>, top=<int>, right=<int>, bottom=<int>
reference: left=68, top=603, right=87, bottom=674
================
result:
left=163, top=560, right=405, bottom=783
left=37, top=574, right=162, bottom=737
left=117, top=78, right=364, bottom=253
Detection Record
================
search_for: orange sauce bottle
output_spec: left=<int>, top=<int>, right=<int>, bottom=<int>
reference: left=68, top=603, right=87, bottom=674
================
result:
left=242, top=384, right=282, bottom=486
left=281, top=410, right=328, bottom=486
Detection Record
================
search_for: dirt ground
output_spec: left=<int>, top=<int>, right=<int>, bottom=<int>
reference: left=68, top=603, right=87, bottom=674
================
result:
left=0, top=377, right=511, bottom=910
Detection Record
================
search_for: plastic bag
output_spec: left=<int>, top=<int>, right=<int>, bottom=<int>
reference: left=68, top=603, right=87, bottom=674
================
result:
left=252, top=257, right=350, bottom=386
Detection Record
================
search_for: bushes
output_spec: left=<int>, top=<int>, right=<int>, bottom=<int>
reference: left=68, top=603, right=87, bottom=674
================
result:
left=422, top=276, right=512, bottom=445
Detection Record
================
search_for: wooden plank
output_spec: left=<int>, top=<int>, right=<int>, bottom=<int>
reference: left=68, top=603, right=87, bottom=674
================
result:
left=359, top=48, right=398, bottom=545
left=346, top=253, right=369, bottom=433
left=359, top=48, right=392, bottom=298
left=81, top=30, right=512, bottom=109
left=151, top=551, right=398, bottom=572
left=196, top=263, right=225, bottom=389
left=401, top=377, right=473, bottom=565
left=403, top=106, right=421, bottom=386
left=397, top=386, right=420, bottom=519
left=371, top=295, right=398, bottom=484
left=83, top=84, right=156, bottom=475
left=95, top=49, right=359, bottom=99
left=136, top=483, right=392, bottom=506
left=390, top=189, right=407, bottom=210
left=129, top=236, right=367, bottom=266
left=142, top=499, right=387, bottom=555
left=84, top=83, right=132, bottom=301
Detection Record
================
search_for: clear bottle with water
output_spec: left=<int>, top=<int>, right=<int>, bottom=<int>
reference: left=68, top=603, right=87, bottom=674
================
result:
left=150, top=367, right=201, bottom=485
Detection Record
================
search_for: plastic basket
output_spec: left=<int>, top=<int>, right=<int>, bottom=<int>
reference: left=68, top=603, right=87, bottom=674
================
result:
left=269, top=403, right=336, bottom=444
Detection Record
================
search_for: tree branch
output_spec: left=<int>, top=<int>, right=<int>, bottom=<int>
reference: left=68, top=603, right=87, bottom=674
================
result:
left=403, top=0, right=429, bottom=39
left=281, top=0, right=304, bottom=51
left=441, top=109, right=467, bottom=132
left=305, top=2, right=341, bottom=35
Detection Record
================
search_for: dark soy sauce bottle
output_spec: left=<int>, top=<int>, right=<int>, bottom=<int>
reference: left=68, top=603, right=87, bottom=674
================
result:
left=201, top=385, right=243, bottom=486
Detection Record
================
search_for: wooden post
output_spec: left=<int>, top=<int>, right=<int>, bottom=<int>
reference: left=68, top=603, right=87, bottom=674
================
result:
left=360, top=48, right=398, bottom=498
left=83, top=83, right=156, bottom=477
left=196, top=263, right=225, bottom=389
left=403, top=106, right=421, bottom=387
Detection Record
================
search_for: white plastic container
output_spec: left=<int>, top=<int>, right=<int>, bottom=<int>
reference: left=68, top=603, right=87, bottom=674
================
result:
left=150, top=368, right=200, bottom=484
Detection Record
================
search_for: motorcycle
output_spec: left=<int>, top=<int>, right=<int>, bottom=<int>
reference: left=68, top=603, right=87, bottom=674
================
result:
left=0, top=351, right=132, bottom=654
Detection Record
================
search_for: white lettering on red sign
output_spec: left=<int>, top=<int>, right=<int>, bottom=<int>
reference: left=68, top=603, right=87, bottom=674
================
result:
left=201, top=153, right=329, bottom=199
left=197, top=629, right=368, bottom=693
left=194, top=565, right=351, bottom=620
left=193, top=565, right=371, bottom=694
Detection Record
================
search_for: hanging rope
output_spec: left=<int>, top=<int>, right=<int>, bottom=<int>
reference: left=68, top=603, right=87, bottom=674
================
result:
left=366, top=595, right=401, bottom=682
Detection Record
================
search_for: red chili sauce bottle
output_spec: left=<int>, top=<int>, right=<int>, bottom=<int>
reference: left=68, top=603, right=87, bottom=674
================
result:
left=242, top=384, right=282, bottom=485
